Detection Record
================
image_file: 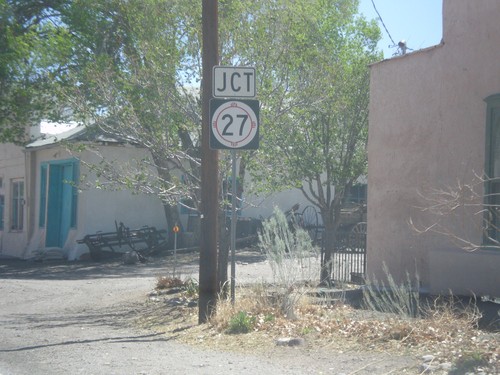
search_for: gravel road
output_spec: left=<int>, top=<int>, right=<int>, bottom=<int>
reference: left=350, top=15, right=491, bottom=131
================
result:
left=0, top=252, right=420, bottom=375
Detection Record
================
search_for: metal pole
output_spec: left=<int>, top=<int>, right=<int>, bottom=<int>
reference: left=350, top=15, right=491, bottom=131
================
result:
left=230, top=150, right=237, bottom=304
left=199, top=0, right=219, bottom=324
left=173, top=226, right=178, bottom=278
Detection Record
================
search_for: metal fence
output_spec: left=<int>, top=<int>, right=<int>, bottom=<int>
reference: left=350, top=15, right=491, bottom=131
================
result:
left=323, top=227, right=367, bottom=284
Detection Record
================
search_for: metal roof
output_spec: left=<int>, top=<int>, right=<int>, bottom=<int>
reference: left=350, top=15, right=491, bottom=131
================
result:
left=25, top=125, right=134, bottom=149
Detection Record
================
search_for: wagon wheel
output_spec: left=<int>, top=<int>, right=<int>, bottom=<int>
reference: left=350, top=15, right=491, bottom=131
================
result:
left=351, top=222, right=367, bottom=234
left=285, top=204, right=302, bottom=229
left=348, top=222, right=367, bottom=252
left=302, top=205, right=319, bottom=242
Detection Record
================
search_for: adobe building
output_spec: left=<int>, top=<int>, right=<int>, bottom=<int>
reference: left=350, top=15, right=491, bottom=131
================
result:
left=367, top=0, right=500, bottom=297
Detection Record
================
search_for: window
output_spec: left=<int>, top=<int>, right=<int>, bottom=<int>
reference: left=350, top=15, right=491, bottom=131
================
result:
left=346, top=184, right=367, bottom=205
left=484, top=94, right=500, bottom=243
left=0, top=195, right=4, bottom=230
left=11, top=179, right=24, bottom=231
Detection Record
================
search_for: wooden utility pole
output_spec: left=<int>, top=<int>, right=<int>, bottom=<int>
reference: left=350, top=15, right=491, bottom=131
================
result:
left=199, top=0, right=219, bottom=324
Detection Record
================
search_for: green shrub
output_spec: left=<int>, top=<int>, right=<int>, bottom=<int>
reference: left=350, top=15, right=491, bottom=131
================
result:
left=449, top=351, right=489, bottom=374
left=363, top=264, right=420, bottom=318
left=183, top=278, right=199, bottom=298
left=226, top=311, right=256, bottom=334
left=258, top=207, right=320, bottom=319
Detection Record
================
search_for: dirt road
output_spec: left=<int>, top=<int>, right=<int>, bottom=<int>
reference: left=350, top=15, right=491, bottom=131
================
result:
left=0, top=252, right=420, bottom=374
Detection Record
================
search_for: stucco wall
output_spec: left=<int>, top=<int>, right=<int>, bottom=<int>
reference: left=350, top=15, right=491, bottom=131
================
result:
left=367, top=0, right=500, bottom=296
left=242, top=187, right=315, bottom=221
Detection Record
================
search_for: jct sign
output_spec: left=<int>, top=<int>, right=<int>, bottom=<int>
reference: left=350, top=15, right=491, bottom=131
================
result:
left=213, top=66, right=256, bottom=98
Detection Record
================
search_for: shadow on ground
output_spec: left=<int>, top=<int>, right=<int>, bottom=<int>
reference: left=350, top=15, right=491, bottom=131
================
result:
left=0, top=248, right=266, bottom=281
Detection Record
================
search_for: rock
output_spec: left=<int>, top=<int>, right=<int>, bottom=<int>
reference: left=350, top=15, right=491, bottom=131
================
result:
left=420, top=363, right=439, bottom=373
left=276, top=337, right=305, bottom=347
left=439, top=362, right=452, bottom=371
left=422, top=354, right=435, bottom=363
left=165, top=287, right=182, bottom=295
left=123, top=251, right=139, bottom=265
left=167, top=297, right=185, bottom=306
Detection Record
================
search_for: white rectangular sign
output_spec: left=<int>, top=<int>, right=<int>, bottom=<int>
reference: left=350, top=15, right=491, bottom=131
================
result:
left=213, top=66, right=256, bottom=98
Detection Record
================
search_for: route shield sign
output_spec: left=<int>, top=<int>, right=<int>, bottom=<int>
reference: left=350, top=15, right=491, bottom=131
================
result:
left=210, top=99, right=259, bottom=150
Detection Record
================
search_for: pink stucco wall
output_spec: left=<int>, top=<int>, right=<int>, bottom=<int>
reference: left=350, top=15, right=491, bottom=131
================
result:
left=367, top=0, right=500, bottom=296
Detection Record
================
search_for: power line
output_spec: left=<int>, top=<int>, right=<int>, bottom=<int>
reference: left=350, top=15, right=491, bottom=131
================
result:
left=370, top=0, right=396, bottom=47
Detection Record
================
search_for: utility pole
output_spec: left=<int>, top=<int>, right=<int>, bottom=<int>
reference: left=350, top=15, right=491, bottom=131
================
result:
left=199, top=0, right=219, bottom=324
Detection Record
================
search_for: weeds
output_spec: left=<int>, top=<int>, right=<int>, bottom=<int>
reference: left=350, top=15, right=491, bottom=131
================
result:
left=148, top=276, right=497, bottom=373
left=258, top=207, right=320, bottom=318
left=155, top=276, right=198, bottom=298
left=156, top=276, right=185, bottom=290
left=227, top=311, right=256, bottom=334
left=449, top=351, right=490, bottom=374
left=184, top=278, right=199, bottom=298
left=362, top=264, right=420, bottom=317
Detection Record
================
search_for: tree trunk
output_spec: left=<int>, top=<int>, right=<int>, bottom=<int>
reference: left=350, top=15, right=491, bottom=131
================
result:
left=320, top=214, right=335, bottom=285
left=319, top=200, right=342, bottom=285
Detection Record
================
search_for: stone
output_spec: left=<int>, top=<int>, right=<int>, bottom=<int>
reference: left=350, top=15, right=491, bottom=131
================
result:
left=439, top=362, right=452, bottom=371
left=123, top=251, right=139, bottom=265
left=275, top=337, right=305, bottom=347
left=422, top=354, right=435, bottom=363
left=420, top=363, right=439, bottom=373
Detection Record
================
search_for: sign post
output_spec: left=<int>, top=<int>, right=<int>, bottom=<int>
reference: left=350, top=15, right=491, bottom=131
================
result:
left=210, top=67, right=259, bottom=304
left=173, top=224, right=180, bottom=277
left=230, top=149, right=237, bottom=304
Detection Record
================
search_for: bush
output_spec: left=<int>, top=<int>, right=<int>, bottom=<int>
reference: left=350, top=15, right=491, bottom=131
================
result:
left=258, top=206, right=319, bottom=286
left=363, top=264, right=420, bottom=318
left=156, top=276, right=184, bottom=290
left=258, top=207, right=320, bottom=318
left=226, top=311, right=256, bottom=334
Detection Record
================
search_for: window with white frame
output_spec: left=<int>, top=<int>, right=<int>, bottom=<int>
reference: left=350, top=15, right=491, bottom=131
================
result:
left=11, top=179, right=24, bottom=231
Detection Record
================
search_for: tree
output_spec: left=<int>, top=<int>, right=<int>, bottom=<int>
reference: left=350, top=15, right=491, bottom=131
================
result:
left=0, top=0, right=72, bottom=143
left=410, top=173, right=500, bottom=252
left=2, top=0, right=382, bottom=288
left=40, top=0, right=204, bottom=235
left=221, top=0, right=381, bottom=283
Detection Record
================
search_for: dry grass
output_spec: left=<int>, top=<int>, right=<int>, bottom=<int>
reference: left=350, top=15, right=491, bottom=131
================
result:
left=156, top=276, right=185, bottom=289
left=136, top=282, right=499, bottom=373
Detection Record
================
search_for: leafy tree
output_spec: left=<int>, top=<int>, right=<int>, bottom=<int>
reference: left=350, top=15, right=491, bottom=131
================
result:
left=54, top=0, right=203, bottom=230
left=221, top=0, right=381, bottom=283
left=0, top=0, right=71, bottom=143
left=2, top=0, right=381, bottom=287
left=0, top=0, right=205, bottom=233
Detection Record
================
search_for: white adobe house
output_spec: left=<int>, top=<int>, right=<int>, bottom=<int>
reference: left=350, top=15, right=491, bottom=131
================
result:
left=367, top=0, right=500, bottom=297
left=0, top=123, right=168, bottom=260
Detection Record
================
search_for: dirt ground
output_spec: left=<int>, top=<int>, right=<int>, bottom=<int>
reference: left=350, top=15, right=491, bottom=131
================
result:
left=0, top=249, right=497, bottom=374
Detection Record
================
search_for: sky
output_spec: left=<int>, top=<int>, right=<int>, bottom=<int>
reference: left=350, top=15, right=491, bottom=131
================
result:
left=358, top=0, right=443, bottom=58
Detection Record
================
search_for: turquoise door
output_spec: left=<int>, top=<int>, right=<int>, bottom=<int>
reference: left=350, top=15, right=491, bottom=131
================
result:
left=45, top=162, right=76, bottom=248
